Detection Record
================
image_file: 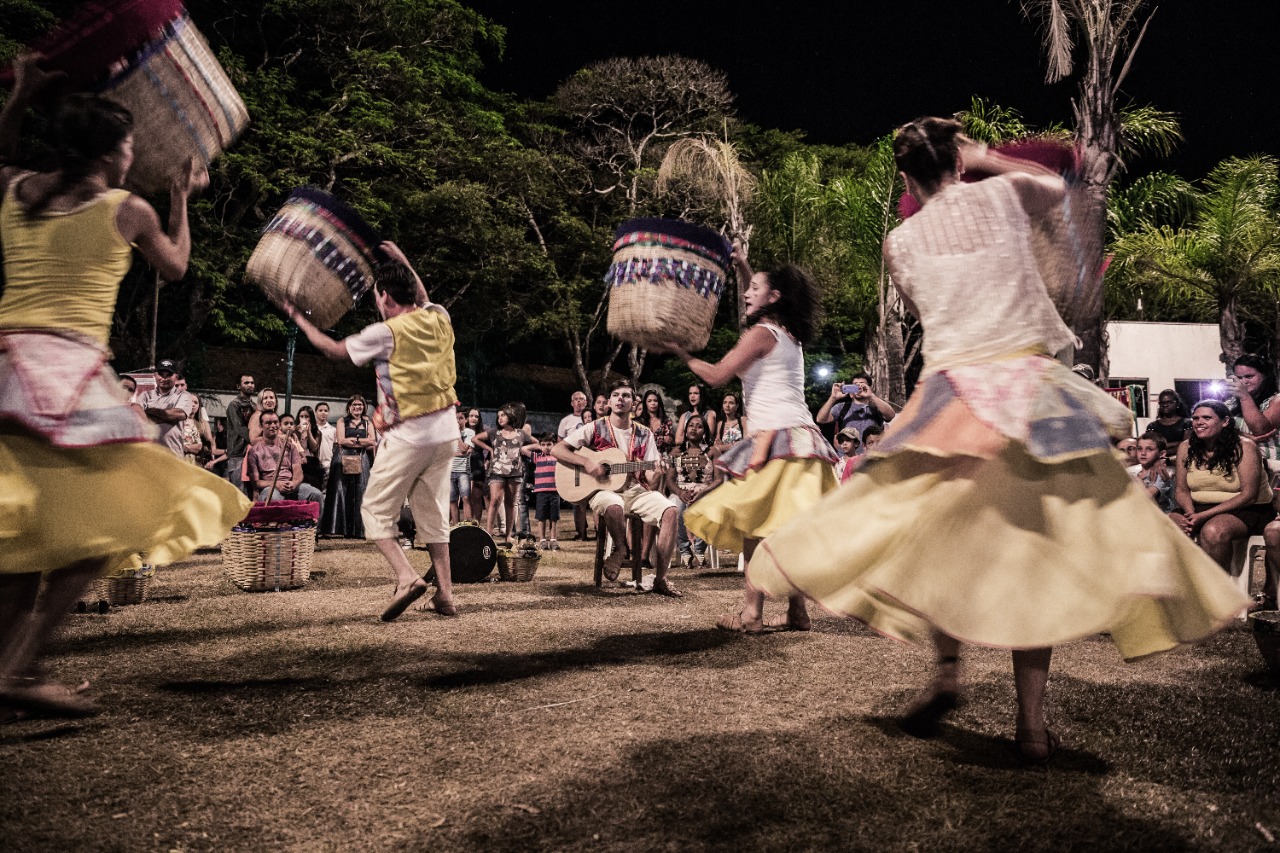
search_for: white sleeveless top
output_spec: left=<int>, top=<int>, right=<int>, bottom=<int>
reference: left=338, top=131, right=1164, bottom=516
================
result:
left=883, top=176, right=1078, bottom=372
left=741, top=322, right=816, bottom=432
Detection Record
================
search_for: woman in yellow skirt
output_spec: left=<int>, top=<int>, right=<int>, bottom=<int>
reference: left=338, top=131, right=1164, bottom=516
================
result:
left=747, top=118, right=1246, bottom=761
left=0, top=58, right=250, bottom=717
left=665, top=246, right=838, bottom=634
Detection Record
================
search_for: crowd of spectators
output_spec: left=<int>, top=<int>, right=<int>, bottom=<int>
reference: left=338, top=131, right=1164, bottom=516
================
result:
left=125, top=354, right=1280, bottom=610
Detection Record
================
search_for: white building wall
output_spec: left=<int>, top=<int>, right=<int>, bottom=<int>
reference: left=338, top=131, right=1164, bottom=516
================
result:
left=1106, top=321, right=1224, bottom=431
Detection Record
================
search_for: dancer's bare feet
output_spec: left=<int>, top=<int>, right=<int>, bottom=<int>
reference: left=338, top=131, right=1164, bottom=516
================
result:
left=0, top=676, right=97, bottom=718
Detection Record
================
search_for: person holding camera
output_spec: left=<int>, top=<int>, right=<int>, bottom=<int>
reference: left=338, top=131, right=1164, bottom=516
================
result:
left=816, top=371, right=895, bottom=440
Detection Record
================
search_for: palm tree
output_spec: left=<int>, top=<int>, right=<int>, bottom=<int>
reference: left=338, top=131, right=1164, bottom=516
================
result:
left=1110, top=155, right=1280, bottom=364
left=1018, top=0, right=1159, bottom=375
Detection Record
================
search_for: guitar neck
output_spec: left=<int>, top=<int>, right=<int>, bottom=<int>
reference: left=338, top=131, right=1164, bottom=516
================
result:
left=607, top=460, right=657, bottom=475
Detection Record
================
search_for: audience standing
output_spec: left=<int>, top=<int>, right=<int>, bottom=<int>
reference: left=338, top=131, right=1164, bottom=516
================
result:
left=224, top=373, right=256, bottom=492
left=673, top=383, right=716, bottom=447
left=134, top=359, right=196, bottom=458
left=322, top=394, right=376, bottom=537
left=315, top=401, right=336, bottom=490
left=816, top=370, right=895, bottom=440
left=294, top=406, right=324, bottom=490
left=472, top=404, right=535, bottom=540
left=1229, top=354, right=1280, bottom=481
left=1146, top=389, right=1191, bottom=460
left=524, top=433, right=561, bottom=549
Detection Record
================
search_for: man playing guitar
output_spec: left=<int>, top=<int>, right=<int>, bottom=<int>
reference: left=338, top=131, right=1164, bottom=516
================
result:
left=552, top=380, right=682, bottom=597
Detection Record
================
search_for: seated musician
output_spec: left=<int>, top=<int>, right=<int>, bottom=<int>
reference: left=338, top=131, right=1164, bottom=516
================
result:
left=552, top=380, right=682, bottom=597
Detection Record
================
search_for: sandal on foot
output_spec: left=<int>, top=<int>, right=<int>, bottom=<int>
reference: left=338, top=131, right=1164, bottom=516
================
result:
left=716, top=611, right=763, bottom=634
left=764, top=613, right=812, bottom=632
left=652, top=578, right=682, bottom=598
left=381, top=578, right=428, bottom=622
left=601, top=558, right=622, bottom=583
left=1014, top=727, right=1060, bottom=764
left=0, top=677, right=98, bottom=719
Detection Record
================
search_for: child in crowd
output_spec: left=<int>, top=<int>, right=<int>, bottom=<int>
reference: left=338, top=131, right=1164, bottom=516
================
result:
left=1134, top=432, right=1175, bottom=512
left=451, top=408, right=474, bottom=523
left=524, top=433, right=561, bottom=549
left=834, top=426, right=862, bottom=483
left=862, top=423, right=884, bottom=451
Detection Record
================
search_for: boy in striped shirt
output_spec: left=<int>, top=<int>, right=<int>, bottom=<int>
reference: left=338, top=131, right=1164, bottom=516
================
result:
left=525, top=433, right=561, bottom=549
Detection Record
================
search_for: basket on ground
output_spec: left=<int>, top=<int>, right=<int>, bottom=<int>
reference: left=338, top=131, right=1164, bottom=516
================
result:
left=1250, top=611, right=1280, bottom=675
left=94, top=564, right=155, bottom=606
left=222, top=500, right=319, bottom=592
left=246, top=188, right=384, bottom=329
left=605, top=218, right=732, bottom=352
left=497, top=543, right=540, bottom=582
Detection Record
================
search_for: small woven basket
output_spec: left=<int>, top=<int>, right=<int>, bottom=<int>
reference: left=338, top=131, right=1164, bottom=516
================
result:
left=605, top=218, right=732, bottom=352
left=497, top=545, right=540, bottom=582
left=246, top=188, right=383, bottom=329
left=94, top=574, right=152, bottom=606
left=99, top=13, right=249, bottom=195
left=221, top=501, right=319, bottom=592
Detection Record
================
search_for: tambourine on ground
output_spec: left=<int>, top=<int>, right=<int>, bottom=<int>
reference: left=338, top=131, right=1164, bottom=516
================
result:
left=604, top=217, right=733, bottom=352
left=246, top=187, right=386, bottom=330
left=4, top=0, right=249, bottom=196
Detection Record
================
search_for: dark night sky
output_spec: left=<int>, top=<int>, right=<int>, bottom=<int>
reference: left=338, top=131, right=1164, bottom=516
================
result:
left=467, top=1, right=1277, bottom=181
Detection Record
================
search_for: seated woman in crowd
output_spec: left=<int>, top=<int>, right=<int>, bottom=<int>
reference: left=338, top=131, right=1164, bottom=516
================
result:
left=667, top=414, right=715, bottom=566
left=1229, top=354, right=1280, bottom=481
left=1170, top=400, right=1274, bottom=570
left=1134, top=432, right=1175, bottom=512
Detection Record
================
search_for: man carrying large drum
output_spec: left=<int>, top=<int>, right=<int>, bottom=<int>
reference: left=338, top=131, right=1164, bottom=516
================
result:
left=283, top=243, right=461, bottom=622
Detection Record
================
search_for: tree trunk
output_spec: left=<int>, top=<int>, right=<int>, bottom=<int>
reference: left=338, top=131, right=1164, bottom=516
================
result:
left=627, top=343, right=647, bottom=387
left=1219, top=294, right=1245, bottom=367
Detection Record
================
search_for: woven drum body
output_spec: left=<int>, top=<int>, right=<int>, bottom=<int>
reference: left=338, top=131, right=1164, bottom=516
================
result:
left=605, top=218, right=732, bottom=352
left=98, top=14, right=248, bottom=195
left=247, top=188, right=383, bottom=329
left=221, top=501, right=319, bottom=592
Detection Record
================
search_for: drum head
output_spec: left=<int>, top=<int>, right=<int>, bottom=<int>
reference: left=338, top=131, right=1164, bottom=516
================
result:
left=449, top=524, right=496, bottom=583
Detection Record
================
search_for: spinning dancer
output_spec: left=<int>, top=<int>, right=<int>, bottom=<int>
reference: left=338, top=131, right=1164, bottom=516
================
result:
left=284, top=243, right=460, bottom=621
left=747, top=118, right=1246, bottom=761
left=0, top=60, right=251, bottom=717
left=667, top=246, right=838, bottom=633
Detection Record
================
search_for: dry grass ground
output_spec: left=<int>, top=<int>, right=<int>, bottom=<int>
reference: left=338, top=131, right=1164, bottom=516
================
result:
left=2, top=527, right=1278, bottom=852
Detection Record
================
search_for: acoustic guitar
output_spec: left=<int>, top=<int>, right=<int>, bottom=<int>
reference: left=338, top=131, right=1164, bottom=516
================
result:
left=555, top=446, right=659, bottom=503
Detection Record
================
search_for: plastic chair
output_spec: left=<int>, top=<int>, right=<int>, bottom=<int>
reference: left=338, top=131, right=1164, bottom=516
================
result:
left=1229, top=535, right=1264, bottom=617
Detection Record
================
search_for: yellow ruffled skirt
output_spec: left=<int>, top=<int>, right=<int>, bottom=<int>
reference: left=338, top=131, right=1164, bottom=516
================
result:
left=747, top=357, right=1247, bottom=661
left=0, top=433, right=251, bottom=576
left=685, top=426, right=838, bottom=552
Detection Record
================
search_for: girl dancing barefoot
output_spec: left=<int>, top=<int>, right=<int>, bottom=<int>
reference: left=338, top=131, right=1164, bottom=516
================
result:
left=666, top=246, right=838, bottom=634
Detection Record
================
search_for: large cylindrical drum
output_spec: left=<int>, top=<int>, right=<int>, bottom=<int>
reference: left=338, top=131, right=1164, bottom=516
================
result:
left=98, top=12, right=249, bottom=195
left=605, top=218, right=732, bottom=352
left=246, top=188, right=384, bottom=329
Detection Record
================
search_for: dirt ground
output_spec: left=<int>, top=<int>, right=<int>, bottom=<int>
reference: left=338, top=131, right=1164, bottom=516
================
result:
left=2, top=526, right=1278, bottom=852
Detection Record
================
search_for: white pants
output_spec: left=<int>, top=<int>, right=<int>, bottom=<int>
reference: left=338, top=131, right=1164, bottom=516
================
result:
left=588, top=484, right=676, bottom=526
left=360, top=432, right=454, bottom=543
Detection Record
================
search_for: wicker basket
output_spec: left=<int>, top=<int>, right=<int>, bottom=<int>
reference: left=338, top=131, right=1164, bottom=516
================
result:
left=98, top=13, right=249, bottom=195
left=222, top=500, right=319, bottom=592
left=94, top=573, right=152, bottom=606
left=1, top=0, right=184, bottom=88
left=246, top=188, right=383, bottom=329
left=497, top=546, right=540, bottom=582
left=605, top=218, right=732, bottom=352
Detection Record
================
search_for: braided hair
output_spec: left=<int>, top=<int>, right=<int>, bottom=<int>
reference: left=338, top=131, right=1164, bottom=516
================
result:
left=893, top=116, right=964, bottom=194
left=23, top=95, right=133, bottom=217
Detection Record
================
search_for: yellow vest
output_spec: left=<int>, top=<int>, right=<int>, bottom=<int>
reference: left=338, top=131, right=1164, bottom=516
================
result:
left=0, top=175, right=132, bottom=347
left=383, top=307, right=457, bottom=421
